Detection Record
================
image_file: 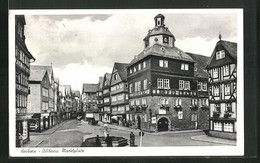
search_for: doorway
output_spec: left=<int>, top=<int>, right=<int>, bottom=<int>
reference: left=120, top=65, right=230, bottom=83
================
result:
left=157, top=117, right=169, bottom=132
left=137, top=116, right=141, bottom=129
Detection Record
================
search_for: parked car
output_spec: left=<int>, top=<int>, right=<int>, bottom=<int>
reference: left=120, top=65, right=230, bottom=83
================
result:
left=29, top=119, right=39, bottom=131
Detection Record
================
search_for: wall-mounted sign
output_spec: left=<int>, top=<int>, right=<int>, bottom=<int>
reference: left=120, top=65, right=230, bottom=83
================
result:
left=152, top=117, right=156, bottom=124
left=22, top=121, right=28, bottom=140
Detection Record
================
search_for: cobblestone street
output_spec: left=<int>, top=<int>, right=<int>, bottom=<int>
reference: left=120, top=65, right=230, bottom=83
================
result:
left=24, top=119, right=235, bottom=147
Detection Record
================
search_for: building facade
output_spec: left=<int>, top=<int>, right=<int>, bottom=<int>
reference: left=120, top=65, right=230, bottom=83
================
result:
left=96, top=76, right=104, bottom=121
left=101, top=73, right=112, bottom=123
left=205, top=37, right=237, bottom=140
left=15, top=15, right=35, bottom=146
left=127, top=14, right=209, bottom=132
left=59, top=85, right=73, bottom=120
left=27, top=68, right=50, bottom=133
left=82, top=84, right=99, bottom=121
left=110, top=63, right=129, bottom=126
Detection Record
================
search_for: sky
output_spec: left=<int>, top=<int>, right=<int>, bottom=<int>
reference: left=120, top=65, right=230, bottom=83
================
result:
left=24, top=11, right=237, bottom=92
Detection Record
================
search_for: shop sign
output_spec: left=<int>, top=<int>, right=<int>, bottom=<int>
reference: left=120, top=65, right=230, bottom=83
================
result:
left=22, top=121, right=28, bottom=140
left=151, top=117, right=156, bottom=124
left=86, top=113, right=94, bottom=118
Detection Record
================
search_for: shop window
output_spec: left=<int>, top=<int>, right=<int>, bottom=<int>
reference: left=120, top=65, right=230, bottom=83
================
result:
left=224, top=122, right=233, bottom=132
left=214, top=122, right=222, bottom=131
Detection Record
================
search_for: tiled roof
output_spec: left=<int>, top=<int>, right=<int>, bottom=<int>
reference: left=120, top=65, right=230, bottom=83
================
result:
left=128, top=44, right=195, bottom=67
left=115, top=62, right=128, bottom=82
left=82, top=84, right=98, bottom=93
left=186, top=52, right=210, bottom=78
left=29, top=67, right=48, bottom=81
left=220, top=40, right=237, bottom=59
left=144, top=26, right=174, bottom=40
left=72, top=90, right=80, bottom=97
left=31, top=65, right=53, bottom=83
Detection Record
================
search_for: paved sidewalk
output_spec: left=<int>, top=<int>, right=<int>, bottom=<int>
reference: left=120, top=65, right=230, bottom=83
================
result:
left=99, top=121, right=203, bottom=135
left=190, top=135, right=236, bottom=146
left=30, top=120, right=69, bottom=135
left=24, top=120, right=69, bottom=147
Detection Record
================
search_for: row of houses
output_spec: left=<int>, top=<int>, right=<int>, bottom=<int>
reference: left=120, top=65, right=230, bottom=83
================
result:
left=15, top=15, right=83, bottom=147
left=82, top=14, right=237, bottom=140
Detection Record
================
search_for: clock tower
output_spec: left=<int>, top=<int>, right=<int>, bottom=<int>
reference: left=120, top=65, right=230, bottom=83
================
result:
left=143, top=14, right=176, bottom=49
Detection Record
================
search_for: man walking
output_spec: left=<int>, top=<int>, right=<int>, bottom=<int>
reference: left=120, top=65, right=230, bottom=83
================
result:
left=130, top=132, right=135, bottom=147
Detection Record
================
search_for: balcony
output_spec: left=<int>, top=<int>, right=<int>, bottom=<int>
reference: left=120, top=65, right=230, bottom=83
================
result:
left=173, top=105, right=182, bottom=111
left=160, top=104, right=170, bottom=111
left=189, top=105, right=198, bottom=111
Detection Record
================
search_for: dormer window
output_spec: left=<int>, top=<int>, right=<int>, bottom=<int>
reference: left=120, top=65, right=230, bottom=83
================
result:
left=114, top=74, right=118, bottom=80
left=216, top=50, right=225, bottom=60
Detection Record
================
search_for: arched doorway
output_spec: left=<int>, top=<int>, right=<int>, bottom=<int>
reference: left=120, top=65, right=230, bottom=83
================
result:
left=137, top=116, right=141, bottom=129
left=157, top=117, right=169, bottom=132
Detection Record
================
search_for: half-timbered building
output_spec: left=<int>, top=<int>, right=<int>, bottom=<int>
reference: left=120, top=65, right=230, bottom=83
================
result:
left=101, top=73, right=112, bottom=123
left=127, top=14, right=210, bottom=132
left=205, top=36, right=237, bottom=140
left=110, top=63, right=129, bottom=126
left=15, top=15, right=35, bottom=146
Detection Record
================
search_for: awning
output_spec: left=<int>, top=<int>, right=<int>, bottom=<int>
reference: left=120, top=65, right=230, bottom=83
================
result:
left=111, top=116, right=117, bottom=120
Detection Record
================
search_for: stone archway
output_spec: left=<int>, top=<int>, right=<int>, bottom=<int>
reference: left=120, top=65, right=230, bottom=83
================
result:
left=156, top=116, right=171, bottom=132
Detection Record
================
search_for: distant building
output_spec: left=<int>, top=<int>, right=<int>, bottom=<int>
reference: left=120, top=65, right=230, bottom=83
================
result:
left=59, top=85, right=73, bottom=120
left=15, top=15, right=35, bottom=146
left=31, top=65, right=57, bottom=127
left=110, top=63, right=129, bottom=126
left=54, top=77, right=62, bottom=122
left=82, top=84, right=98, bottom=121
left=101, top=73, right=112, bottom=123
left=96, top=76, right=104, bottom=121
left=205, top=37, right=237, bottom=140
left=72, top=90, right=82, bottom=118
left=27, top=68, right=50, bottom=132
left=127, top=14, right=210, bottom=132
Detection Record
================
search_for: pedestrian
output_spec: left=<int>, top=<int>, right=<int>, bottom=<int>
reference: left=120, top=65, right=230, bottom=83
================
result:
left=130, top=132, right=135, bottom=146
left=95, top=135, right=102, bottom=147
left=105, top=134, right=113, bottom=147
left=103, top=123, right=109, bottom=137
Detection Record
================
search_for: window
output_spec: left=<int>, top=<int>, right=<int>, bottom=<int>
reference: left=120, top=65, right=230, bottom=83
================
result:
left=175, top=99, right=182, bottom=106
left=202, top=83, right=207, bottom=91
left=130, top=69, right=132, bottom=74
left=184, top=81, right=190, bottom=90
left=141, top=98, right=147, bottom=105
left=197, top=82, right=202, bottom=91
left=213, top=68, right=218, bottom=78
left=178, top=111, right=183, bottom=119
left=216, top=50, right=225, bottom=60
left=134, top=67, right=136, bottom=72
left=111, top=96, right=117, bottom=102
left=42, top=88, right=48, bottom=97
left=138, top=63, right=141, bottom=70
left=117, top=94, right=124, bottom=101
left=181, top=63, right=189, bottom=70
left=163, top=36, right=169, bottom=43
left=225, top=84, right=231, bottom=95
left=129, top=84, right=133, bottom=93
left=194, top=63, right=197, bottom=71
left=179, top=80, right=184, bottom=90
left=143, top=61, right=146, bottom=68
left=126, top=94, right=128, bottom=100
left=214, top=122, right=222, bottom=131
left=114, top=74, right=118, bottom=80
left=224, top=122, right=233, bottom=132
left=130, top=100, right=135, bottom=106
left=226, top=103, right=232, bottom=112
left=135, top=81, right=141, bottom=92
left=104, top=97, right=110, bottom=103
left=157, top=79, right=163, bottom=89
left=157, top=78, right=170, bottom=89
left=223, top=65, right=230, bottom=76
left=164, top=79, right=170, bottom=89
left=143, top=79, right=148, bottom=90
left=215, top=104, right=220, bottom=112
left=191, top=114, right=198, bottom=121
left=159, top=60, right=168, bottom=67
left=136, top=99, right=140, bottom=105
left=213, top=86, right=219, bottom=96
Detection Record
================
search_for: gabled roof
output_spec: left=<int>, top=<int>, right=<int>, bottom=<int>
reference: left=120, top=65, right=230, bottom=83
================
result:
left=72, top=90, right=80, bottom=97
left=206, top=40, right=237, bottom=69
left=128, top=44, right=195, bottom=67
left=29, top=66, right=48, bottom=82
left=82, top=84, right=98, bottom=93
left=186, top=52, right=210, bottom=79
left=31, top=65, right=54, bottom=83
left=114, top=62, right=128, bottom=82
left=102, top=73, right=112, bottom=88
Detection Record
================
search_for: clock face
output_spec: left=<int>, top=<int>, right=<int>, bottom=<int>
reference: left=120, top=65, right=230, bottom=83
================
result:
left=163, top=36, right=169, bottom=43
